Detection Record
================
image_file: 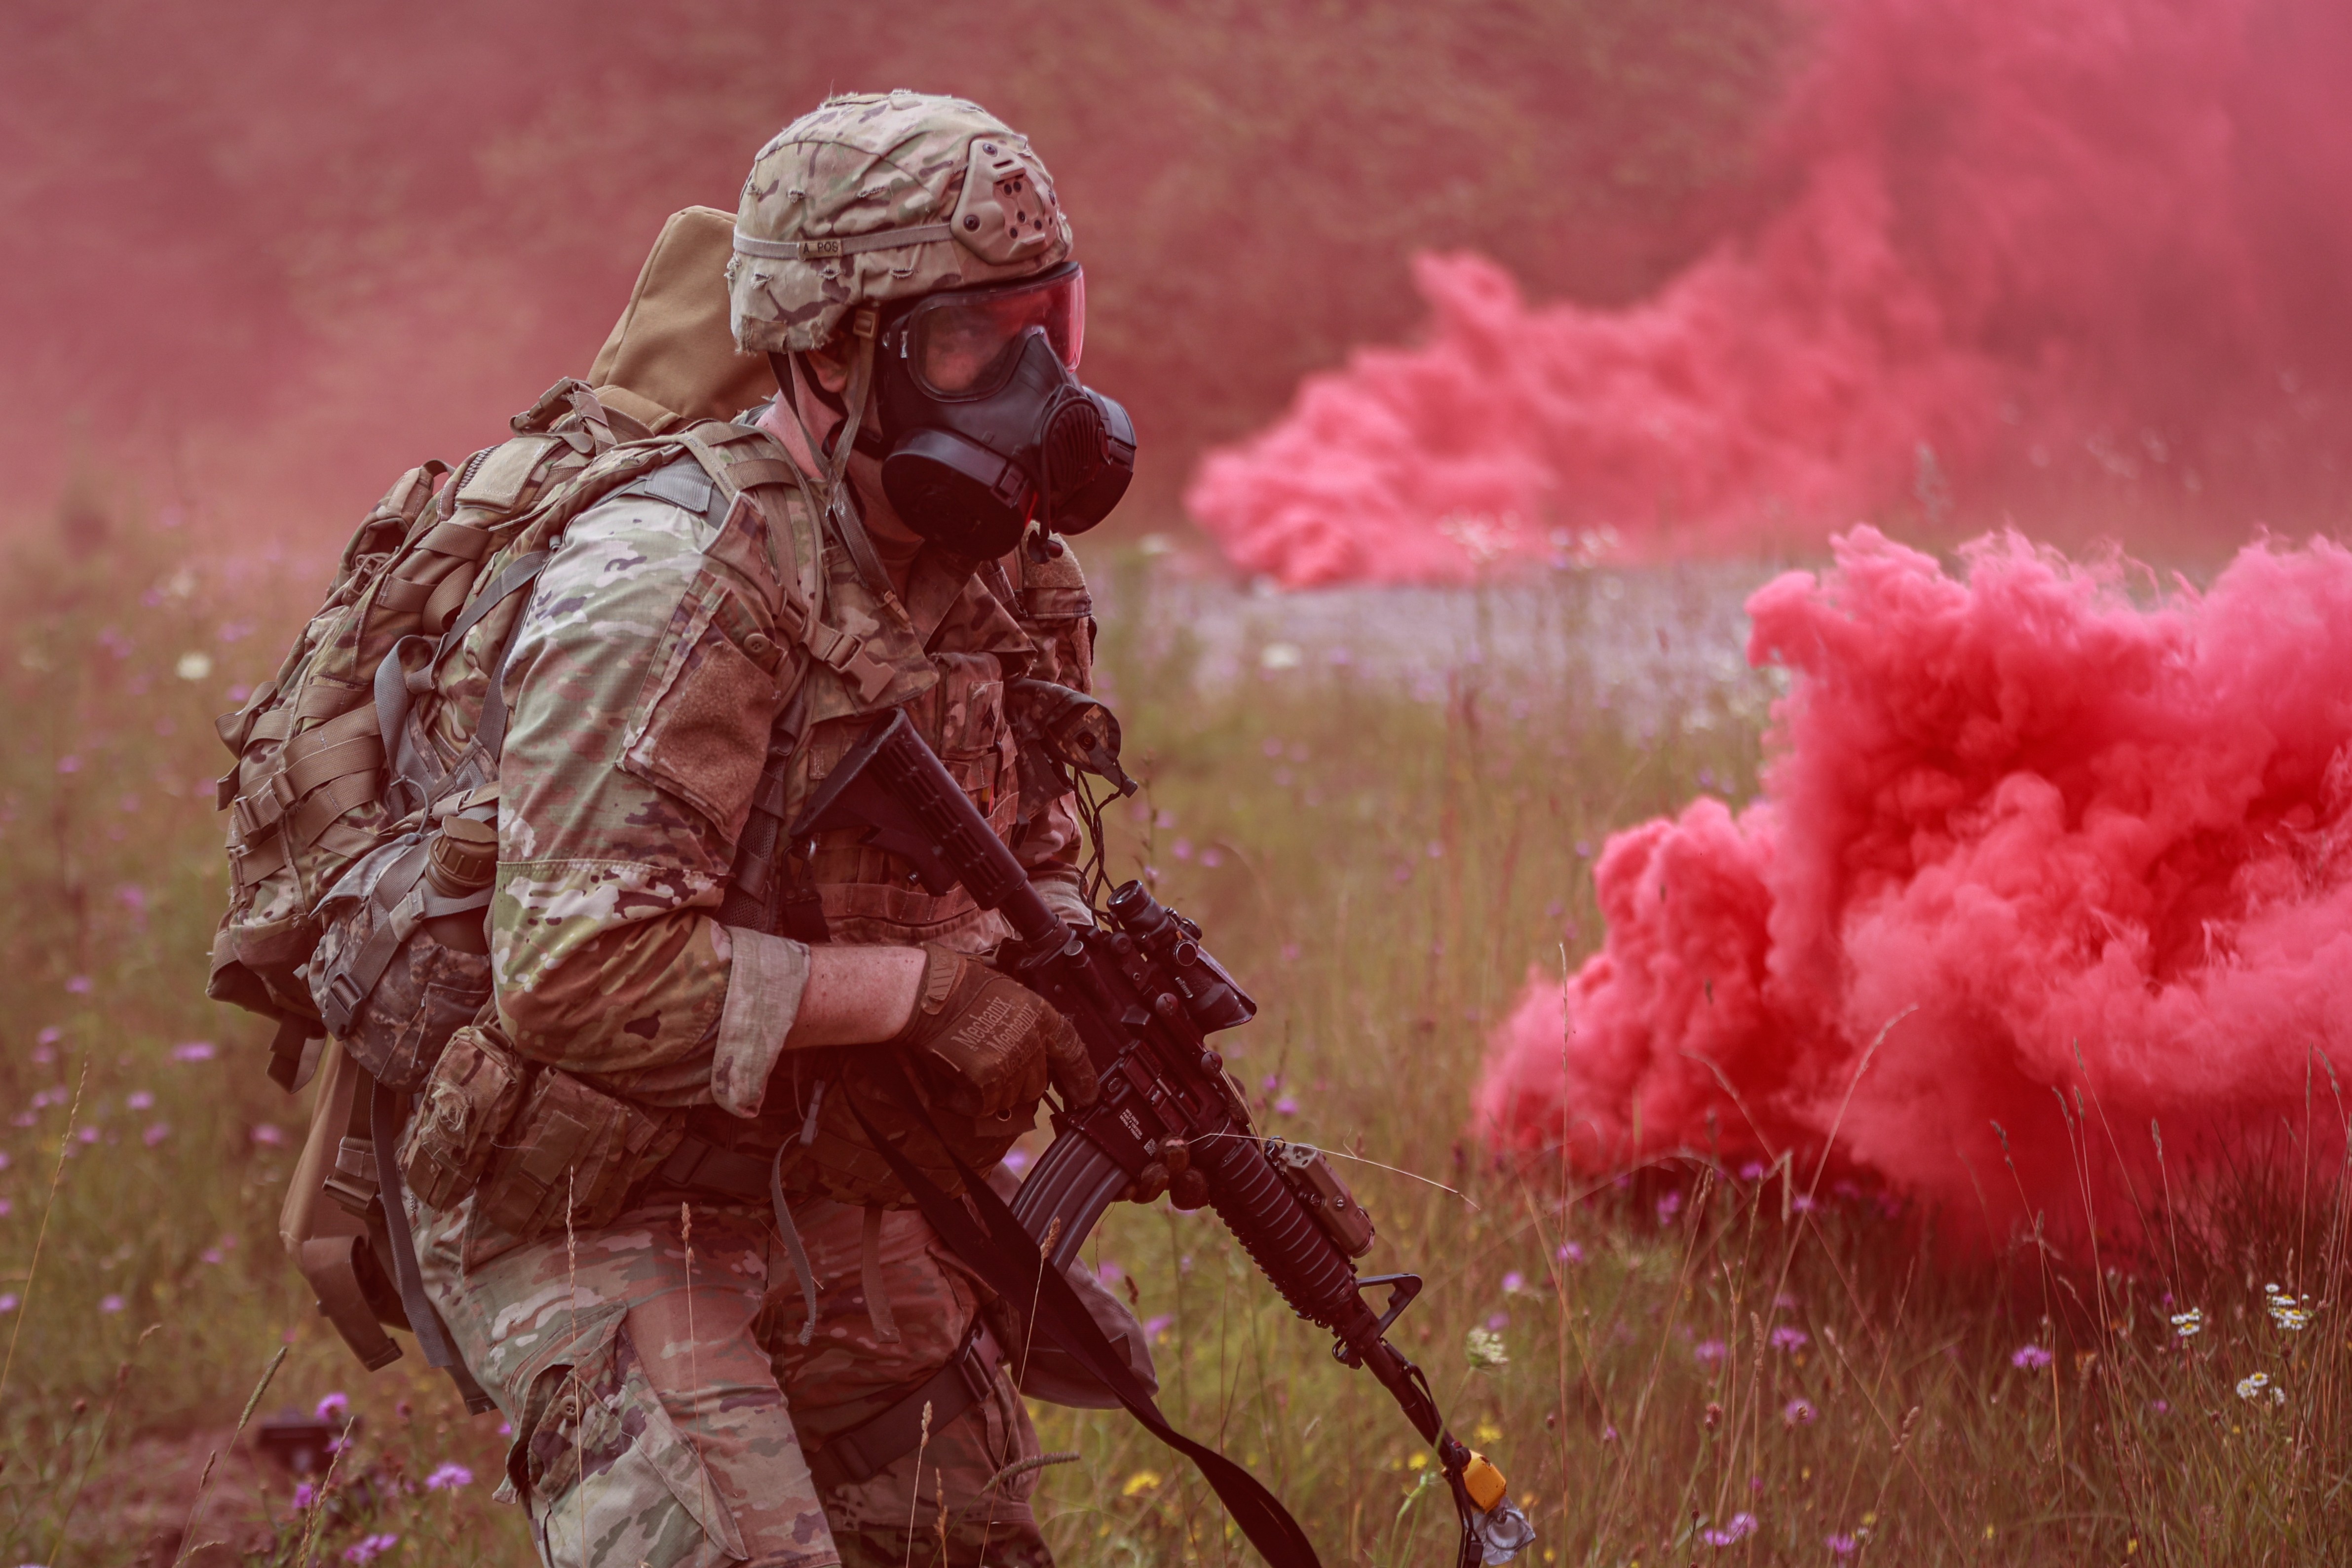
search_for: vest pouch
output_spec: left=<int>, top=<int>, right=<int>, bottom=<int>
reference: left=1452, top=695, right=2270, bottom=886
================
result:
left=311, top=824, right=497, bottom=1093
left=475, top=1068, right=686, bottom=1239
left=399, top=1021, right=531, bottom=1211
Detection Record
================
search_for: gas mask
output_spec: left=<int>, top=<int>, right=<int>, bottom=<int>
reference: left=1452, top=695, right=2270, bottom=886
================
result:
left=800, top=262, right=1135, bottom=559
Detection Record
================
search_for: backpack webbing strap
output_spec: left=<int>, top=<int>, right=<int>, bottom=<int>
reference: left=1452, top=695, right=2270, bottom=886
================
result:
left=316, top=840, right=493, bottom=1037
left=229, top=704, right=388, bottom=885
left=845, top=1069, right=1323, bottom=1568
left=295, top=1234, right=402, bottom=1371
left=370, top=550, right=551, bottom=817
left=436, top=551, right=553, bottom=662
left=667, top=426, right=897, bottom=704
left=367, top=1074, right=495, bottom=1413
left=674, top=421, right=816, bottom=593
left=470, top=554, right=552, bottom=759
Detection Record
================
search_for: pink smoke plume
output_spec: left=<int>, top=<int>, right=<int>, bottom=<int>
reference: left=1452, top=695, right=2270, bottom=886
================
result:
left=1473, top=528, right=2352, bottom=1246
left=1189, top=0, right=2352, bottom=585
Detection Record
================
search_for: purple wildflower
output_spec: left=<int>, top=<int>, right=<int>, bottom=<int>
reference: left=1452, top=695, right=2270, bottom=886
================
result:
left=1501, top=1271, right=1525, bottom=1294
left=99, top=1294, right=124, bottom=1313
left=1143, top=1314, right=1174, bottom=1341
left=423, top=1462, right=473, bottom=1491
left=2012, top=1344, right=2054, bottom=1371
left=1769, top=1326, right=1810, bottom=1353
left=343, top=1532, right=399, bottom=1564
left=171, top=1041, right=217, bottom=1063
left=1694, top=1339, right=1727, bottom=1366
left=1556, top=1241, right=1585, bottom=1264
left=1701, top=1513, right=1758, bottom=1547
left=316, top=1391, right=350, bottom=1422
left=1783, top=1397, right=1816, bottom=1426
left=1826, top=1532, right=1857, bottom=1556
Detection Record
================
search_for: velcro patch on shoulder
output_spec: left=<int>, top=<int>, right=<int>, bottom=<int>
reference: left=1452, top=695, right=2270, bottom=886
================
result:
left=455, top=434, right=566, bottom=510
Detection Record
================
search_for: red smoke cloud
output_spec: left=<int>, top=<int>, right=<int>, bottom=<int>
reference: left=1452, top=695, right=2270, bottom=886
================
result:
left=1190, top=0, right=2352, bottom=585
left=1474, top=529, right=2352, bottom=1244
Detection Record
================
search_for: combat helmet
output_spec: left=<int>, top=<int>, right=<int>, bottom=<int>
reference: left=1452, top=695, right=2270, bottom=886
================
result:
left=726, top=90, right=1072, bottom=357
left=727, top=91, right=1130, bottom=556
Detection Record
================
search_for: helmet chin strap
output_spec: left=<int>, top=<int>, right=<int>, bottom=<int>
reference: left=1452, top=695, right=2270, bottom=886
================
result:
left=827, top=308, right=879, bottom=495
left=776, top=311, right=901, bottom=611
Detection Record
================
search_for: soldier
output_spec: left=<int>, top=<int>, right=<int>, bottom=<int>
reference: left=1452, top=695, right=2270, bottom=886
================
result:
left=412, top=92, right=1140, bottom=1568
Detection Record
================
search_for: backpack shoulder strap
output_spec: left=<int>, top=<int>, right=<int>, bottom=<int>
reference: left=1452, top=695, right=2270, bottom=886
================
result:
left=675, top=422, right=822, bottom=605
left=671, top=423, right=896, bottom=704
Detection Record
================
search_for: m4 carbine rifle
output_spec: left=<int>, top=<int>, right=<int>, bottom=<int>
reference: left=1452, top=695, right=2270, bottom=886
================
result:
left=796, top=708, right=1536, bottom=1568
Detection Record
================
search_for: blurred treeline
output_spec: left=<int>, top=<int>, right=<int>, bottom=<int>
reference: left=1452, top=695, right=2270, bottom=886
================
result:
left=0, top=0, right=1795, bottom=533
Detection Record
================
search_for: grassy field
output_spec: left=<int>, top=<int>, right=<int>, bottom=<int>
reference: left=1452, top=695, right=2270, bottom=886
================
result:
left=1, top=507, right=2347, bottom=1566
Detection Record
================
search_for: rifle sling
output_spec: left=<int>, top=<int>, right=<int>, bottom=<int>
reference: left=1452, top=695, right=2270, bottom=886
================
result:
left=845, top=1065, right=1323, bottom=1568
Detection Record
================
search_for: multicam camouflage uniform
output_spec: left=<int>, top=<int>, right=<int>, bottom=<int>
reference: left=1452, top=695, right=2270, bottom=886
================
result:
left=416, top=459, right=1098, bottom=1567
left=415, top=91, right=1105, bottom=1568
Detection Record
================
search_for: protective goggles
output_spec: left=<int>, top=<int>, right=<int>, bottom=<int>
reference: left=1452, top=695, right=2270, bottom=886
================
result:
left=885, top=262, right=1085, bottom=400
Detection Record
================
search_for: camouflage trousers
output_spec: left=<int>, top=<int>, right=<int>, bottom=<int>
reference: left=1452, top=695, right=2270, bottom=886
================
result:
left=417, top=1189, right=1052, bottom=1568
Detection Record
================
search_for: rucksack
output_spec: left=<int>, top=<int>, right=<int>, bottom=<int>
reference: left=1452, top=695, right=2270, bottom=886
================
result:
left=213, top=378, right=817, bottom=1387
left=207, top=382, right=805, bottom=1078
left=209, top=379, right=610, bottom=1081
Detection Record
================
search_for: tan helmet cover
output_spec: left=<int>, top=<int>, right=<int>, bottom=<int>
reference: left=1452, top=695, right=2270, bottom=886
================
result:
left=727, top=90, right=1074, bottom=355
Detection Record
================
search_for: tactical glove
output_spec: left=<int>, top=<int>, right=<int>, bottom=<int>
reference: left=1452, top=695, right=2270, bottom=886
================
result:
left=898, top=945, right=1100, bottom=1118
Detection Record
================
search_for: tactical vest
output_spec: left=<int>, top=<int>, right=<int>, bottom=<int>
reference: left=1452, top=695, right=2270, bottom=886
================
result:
left=696, top=492, right=1101, bottom=1211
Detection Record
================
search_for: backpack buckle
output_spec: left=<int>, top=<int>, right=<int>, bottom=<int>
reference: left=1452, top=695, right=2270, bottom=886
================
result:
left=319, top=969, right=368, bottom=1036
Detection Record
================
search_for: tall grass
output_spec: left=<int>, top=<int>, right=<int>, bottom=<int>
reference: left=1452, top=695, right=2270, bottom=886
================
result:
left=1, top=507, right=2345, bottom=1564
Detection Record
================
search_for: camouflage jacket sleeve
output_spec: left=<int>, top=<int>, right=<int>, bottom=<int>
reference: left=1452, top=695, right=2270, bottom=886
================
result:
left=492, top=486, right=810, bottom=1114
